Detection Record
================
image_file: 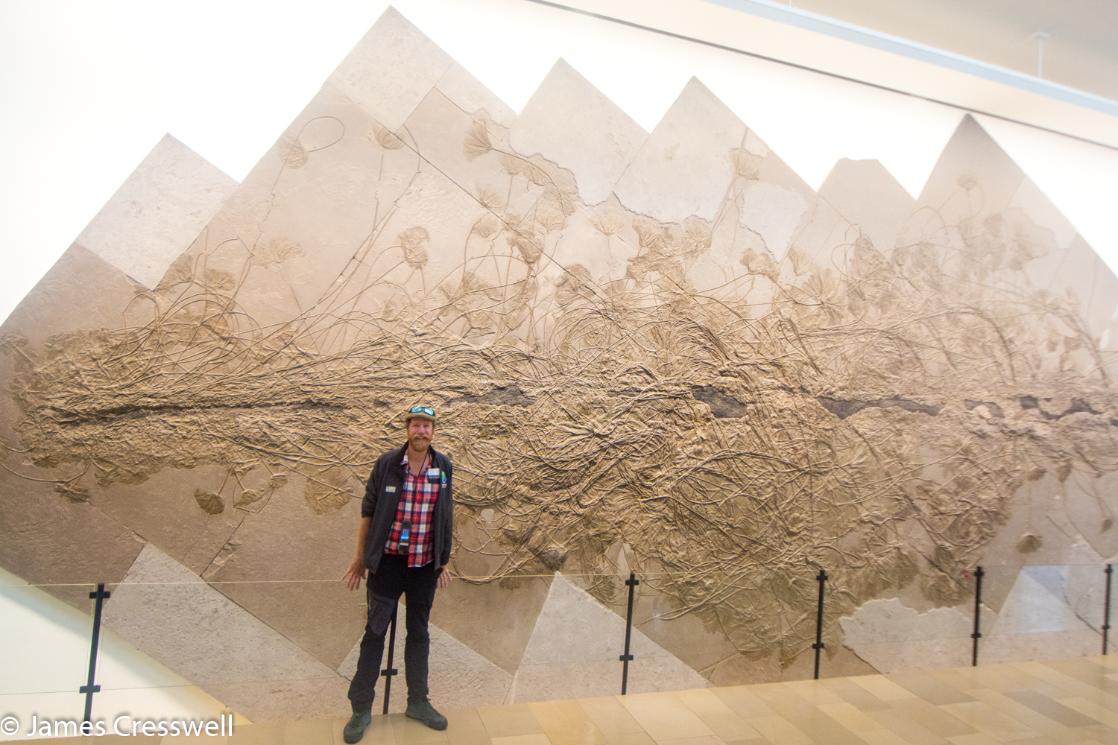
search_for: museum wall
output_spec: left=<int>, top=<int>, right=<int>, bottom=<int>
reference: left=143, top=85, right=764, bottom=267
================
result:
left=1, top=7, right=1116, bottom=720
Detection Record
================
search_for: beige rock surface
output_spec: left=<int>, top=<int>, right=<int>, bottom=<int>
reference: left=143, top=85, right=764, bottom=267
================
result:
left=509, top=575, right=707, bottom=702
left=89, top=465, right=239, bottom=576
left=839, top=598, right=976, bottom=672
left=982, top=564, right=1105, bottom=663
left=511, top=60, right=646, bottom=206
left=202, top=476, right=364, bottom=670
left=430, top=574, right=554, bottom=674
left=0, top=134, right=236, bottom=609
left=917, top=115, right=1025, bottom=223
left=818, top=158, right=915, bottom=254
left=104, top=544, right=348, bottom=721
left=328, top=7, right=450, bottom=131
left=613, top=78, right=746, bottom=223
left=435, top=63, right=517, bottom=130
left=1, top=245, right=137, bottom=355
left=338, top=600, right=513, bottom=713
left=74, top=135, right=236, bottom=289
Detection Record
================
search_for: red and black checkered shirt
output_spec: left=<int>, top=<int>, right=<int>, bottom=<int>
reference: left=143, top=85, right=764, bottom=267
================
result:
left=384, top=450, right=440, bottom=568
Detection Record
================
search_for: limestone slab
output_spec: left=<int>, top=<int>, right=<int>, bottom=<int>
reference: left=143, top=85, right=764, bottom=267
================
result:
left=735, top=179, right=809, bottom=262
left=982, top=565, right=1103, bottom=663
left=613, top=78, right=746, bottom=223
left=90, top=465, right=241, bottom=577
left=435, top=62, right=516, bottom=130
left=978, top=474, right=1092, bottom=580
left=917, top=114, right=1025, bottom=223
left=1010, top=178, right=1079, bottom=253
left=203, top=477, right=364, bottom=670
left=0, top=244, right=136, bottom=354
left=338, top=600, right=512, bottom=713
left=402, top=82, right=516, bottom=208
left=509, top=575, right=706, bottom=702
left=177, top=83, right=425, bottom=332
left=75, top=135, right=236, bottom=289
left=1045, top=236, right=1118, bottom=372
left=430, top=575, right=553, bottom=674
left=5, top=5, right=1118, bottom=710
left=839, top=598, right=977, bottom=672
left=511, top=60, right=646, bottom=205
left=819, top=159, right=914, bottom=254
left=103, top=544, right=347, bottom=721
left=329, top=7, right=451, bottom=130
left=1062, top=468, right=1118, bottom=560
left=0, top=470, right=142, bottom=609
left=622, top=579, right=740, bottom=681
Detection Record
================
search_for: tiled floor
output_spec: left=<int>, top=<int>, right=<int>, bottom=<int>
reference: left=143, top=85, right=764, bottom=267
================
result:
left=42, top=655, right=1118, bottom=744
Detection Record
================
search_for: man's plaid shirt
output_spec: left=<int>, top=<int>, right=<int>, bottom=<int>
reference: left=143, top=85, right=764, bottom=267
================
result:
left=384, top=449, right=440, bottom=567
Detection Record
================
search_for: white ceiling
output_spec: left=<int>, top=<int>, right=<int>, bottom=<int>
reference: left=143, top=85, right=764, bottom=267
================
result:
left=789, top=0, right=1118, bottom=101
left=546, top=0, right=1118, bottom=148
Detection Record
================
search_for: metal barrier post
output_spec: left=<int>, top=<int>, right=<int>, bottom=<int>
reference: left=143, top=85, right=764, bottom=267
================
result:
left=1103, top=563, right=1113, bottom=655
left=971, top=566, right=984, bottom=667
left=381, top=605, right=399, bottom=715
left=80, top=582, right=111, bottom=723
left=620, top=572, right=639, bottom=694
left=812, top=569, right=827, bottom=680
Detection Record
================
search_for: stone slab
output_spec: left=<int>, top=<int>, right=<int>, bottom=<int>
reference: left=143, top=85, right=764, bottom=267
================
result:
left=103, top=544, right=347, bottom=721
left=839, top=597, right=977, bottom=672
left=90, top=465, right=241, bottom=577
left=511, top=60, right=646, bottom=206
left=328, top=7, right=451, bottom=130
left=819, top=159, right=914, bottom=254
left=613, top=78, right=746, bottom=223
left=510, top=575, right=707, bottom=702
left=75, top=135, right=236, bottom=289
left=0, top=243, right=137, bottom=354
left=338, top=599, right=513, bottom=713
left=430, top=574, right=554, bottom=674
left=435, top=62, right=516, bottom=130
left=204, top=476, right=364, bottom=670
left=917, top=114, right=1025, bottom=223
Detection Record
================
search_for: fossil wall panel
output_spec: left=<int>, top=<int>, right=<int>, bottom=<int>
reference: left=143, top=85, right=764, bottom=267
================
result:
left=0, top=134, right=236, bottom=609
left=2, top=6, right=1117, bottom=715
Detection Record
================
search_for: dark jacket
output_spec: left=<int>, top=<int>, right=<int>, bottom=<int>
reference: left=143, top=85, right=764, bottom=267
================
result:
left=360, top=443, right=453, bottom=575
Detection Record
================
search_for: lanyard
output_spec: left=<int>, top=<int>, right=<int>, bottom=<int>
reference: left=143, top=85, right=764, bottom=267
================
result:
left=401, top=453, right=430, bottom=547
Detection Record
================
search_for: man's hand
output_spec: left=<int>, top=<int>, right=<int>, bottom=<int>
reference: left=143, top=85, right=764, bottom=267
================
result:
left=436, top=566, right=453, bottom=591
left=343, top=557, right=367, bottom=591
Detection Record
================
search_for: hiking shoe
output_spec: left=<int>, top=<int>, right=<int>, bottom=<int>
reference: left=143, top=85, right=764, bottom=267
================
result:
left=405, top=699, right=448, bottom=730
left=342, top=709, right=371, bottom=743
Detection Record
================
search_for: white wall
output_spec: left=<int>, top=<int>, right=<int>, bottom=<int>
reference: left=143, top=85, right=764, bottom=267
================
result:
left=1, top=0, right=1116, bottom=326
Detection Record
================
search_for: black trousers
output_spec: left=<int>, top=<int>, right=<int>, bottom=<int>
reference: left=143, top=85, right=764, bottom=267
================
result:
left=347, top=554, right=439, bottom=711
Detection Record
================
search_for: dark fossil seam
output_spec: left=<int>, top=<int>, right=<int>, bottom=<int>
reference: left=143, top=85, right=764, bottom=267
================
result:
left=49, top=399, right=346, bottom=425
left=816, top=395, right=942, bottom=419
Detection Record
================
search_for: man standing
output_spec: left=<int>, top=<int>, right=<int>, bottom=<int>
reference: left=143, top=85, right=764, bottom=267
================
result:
left=342, top=404, right=453, bottom=741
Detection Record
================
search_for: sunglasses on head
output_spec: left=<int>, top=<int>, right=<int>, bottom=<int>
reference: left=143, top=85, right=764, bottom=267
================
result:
left=409, top=405, right=435, bottom=417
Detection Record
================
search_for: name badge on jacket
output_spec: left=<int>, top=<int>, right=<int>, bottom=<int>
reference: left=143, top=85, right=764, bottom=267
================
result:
left=426, top=468, right=441, bottom=481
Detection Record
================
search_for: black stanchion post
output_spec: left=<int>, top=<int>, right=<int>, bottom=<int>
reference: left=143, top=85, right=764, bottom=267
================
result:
left=381, top=605, right=399, bottom=715
left=80, top=582, right=111, bottom=723
left=1103, top=563, right=1113, bottom=655
left=620, top=571, right=639, bottom=695
left=971, top=566, right=984, bottom=667
left=812, top=569, right=827, bottom=680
